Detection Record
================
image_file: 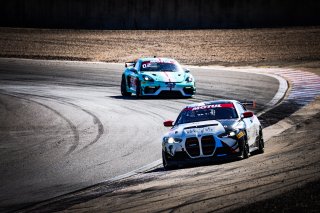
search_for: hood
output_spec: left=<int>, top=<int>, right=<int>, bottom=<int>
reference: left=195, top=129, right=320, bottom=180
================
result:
left=164, top=120, right=225, bottom=138
left=142, top=71, right=186, bottom=83
left=217, top=119, right=240, bottom=131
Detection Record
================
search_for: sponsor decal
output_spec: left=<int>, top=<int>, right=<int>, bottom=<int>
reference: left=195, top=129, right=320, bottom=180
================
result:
left=184, top=103, right=234, bottom=111
left=141, top=61, right=157, bottom=69
left=185, top=126, right=214, bottom=134
left=141, top=60, right=175, bottom=69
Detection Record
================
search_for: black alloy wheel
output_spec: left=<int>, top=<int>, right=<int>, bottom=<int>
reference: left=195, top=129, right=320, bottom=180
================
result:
left=257, top=128, right=265, bottom=154
left=162, top=150, right=176, bottom=170
left=136, top=79, right=142, bottom=98
left=121, top=75, right=132, bottom=97
left=240, top=137, right=250, bottom=159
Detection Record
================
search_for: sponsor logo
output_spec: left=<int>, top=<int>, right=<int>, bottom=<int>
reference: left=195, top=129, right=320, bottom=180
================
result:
left=185, top=103, right=235, bottom=111
left=185, top=127, right=214, bottom=135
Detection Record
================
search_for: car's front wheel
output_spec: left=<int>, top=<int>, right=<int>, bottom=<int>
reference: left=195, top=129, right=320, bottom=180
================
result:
left=121, top=75, right=131, bottom=97
left=162, top=150, right=176, bottom=170
left=135, top=79, right=142, bottom=98
left=239, top=137, right=250, bottom=159
left=257, top=128, right=264, bottom=154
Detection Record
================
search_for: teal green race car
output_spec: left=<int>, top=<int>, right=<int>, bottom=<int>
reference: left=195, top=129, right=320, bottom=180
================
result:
left=121, top=57, right=196, bottom=97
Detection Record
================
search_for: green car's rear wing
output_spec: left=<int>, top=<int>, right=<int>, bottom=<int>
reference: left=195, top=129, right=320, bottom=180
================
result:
left=125, top=61, right=136, bottom=68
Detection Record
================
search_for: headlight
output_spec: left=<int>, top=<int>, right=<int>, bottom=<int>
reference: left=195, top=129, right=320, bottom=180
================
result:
left=143, top=75, right=154, bottom=81
left=168, top=137, right=175, bottom=143
left=229, top=131, right=236, bottom=137
left=219, top=130, right=238, bottom=138
left=185, top=76, right=193, bottom=82
left=163, top=137, right=182, bottom=144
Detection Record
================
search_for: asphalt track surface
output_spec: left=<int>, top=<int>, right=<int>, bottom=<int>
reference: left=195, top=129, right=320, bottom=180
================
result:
left=0, top=58, right=279, bottom=211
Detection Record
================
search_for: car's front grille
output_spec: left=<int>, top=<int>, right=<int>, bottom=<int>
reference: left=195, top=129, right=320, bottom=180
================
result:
left=144, top=86, right=160, bottom=94
left=158, top=91, right=183, bottom=97
left=185, top=137, right=200, bottom=157
left=201, top=136, right=215, bottom=155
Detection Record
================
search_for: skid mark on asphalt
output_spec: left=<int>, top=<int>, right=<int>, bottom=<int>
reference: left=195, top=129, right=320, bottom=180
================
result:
left=0, top=91, right=106, bottom=154
left=0, top=91, right=80, bottom=155
left=22, top=93, right=105, bottom=153
left=62, top=102, right=105, bottom=151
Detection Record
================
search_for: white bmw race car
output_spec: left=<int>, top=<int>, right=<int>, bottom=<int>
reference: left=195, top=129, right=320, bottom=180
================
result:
left=162, top=100, right=264, bottom=169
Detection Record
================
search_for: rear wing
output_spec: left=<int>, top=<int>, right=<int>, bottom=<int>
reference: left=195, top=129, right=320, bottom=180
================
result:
left=240, top=100, right=256, bottom=109
left=125, top=61, right=136, bottom=68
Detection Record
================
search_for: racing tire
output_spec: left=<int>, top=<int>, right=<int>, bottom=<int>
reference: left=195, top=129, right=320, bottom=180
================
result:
left=135, top=79, right=142, bottom=98
left=239, top=137, right=250, bottom=159
left=121, top=75, right=132, bottom=97
left=257, top=128, right=265, bottom=154
left=162, top=150, right=176, bottom=170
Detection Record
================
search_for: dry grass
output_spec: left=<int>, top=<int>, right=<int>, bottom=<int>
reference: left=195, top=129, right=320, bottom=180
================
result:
left=0, top=27, right=319, bottom=67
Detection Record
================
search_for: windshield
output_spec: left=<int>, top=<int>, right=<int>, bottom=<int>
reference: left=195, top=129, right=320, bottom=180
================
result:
left=140, top=61, right=183, bottom=72
left=175, top=104, right=238, bottom=125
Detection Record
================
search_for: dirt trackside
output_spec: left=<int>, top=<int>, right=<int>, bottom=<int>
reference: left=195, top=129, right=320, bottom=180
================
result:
left=0, top=27, right=319, bottom=67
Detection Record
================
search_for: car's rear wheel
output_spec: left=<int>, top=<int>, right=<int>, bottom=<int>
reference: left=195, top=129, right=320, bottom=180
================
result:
left=136, top=79, right=142, bottom=98
left=162, top=150, right=176, bottom=170
left=121, top=75, right=131, bottom=97
left=239, top=137, right=250, bottom=159
left=257, top=127, right=265, bottom=154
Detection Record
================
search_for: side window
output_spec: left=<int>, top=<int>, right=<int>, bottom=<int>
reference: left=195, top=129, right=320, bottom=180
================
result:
left=240, top=104, right=247, bottom=112
left=235, top=102, right=246, bottom=114
left=135, top=61, right=140, bottom=71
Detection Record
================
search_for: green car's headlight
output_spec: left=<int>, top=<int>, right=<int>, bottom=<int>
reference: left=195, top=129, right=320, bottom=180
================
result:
left=143, top=75, right=154, bottom=82
left=186, top=76, right=193, bottom=82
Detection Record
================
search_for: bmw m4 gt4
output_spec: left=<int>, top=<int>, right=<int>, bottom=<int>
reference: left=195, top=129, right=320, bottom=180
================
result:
left=162, top=100, right=264, bottom=169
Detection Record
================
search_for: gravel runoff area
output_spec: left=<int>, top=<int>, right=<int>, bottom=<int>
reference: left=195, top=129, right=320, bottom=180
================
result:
left=0, top=26, right=319, bottom=212
left=0, top=27, right=319, bottom=68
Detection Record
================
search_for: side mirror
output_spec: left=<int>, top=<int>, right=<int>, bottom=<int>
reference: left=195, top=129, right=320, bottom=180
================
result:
left=125, top=62, right=135, bottom=68
left=241, top=111, right=254, bottom=119
left=163, top=120, right=174, bottom=127
left=184, top=68, right=190, bottom=73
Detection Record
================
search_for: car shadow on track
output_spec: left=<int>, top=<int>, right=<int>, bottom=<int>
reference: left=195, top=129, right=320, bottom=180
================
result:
left=146, top=152, right=263, bottom=173
left=145, top=159, right=240, bottom=173
left=110, top=95, right=193, bottom=100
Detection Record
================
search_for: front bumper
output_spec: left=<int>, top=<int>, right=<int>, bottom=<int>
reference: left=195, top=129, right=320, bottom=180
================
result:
left=141, top=81, right=196, bottom=96
left=163, top=150, right=241, bottom=167
left=162, top=135, right=241, bottom=161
